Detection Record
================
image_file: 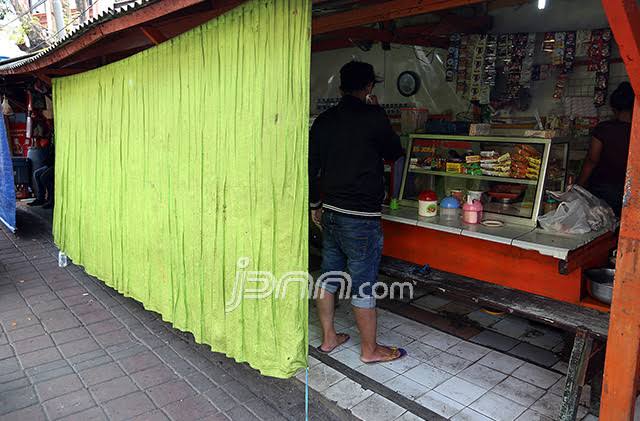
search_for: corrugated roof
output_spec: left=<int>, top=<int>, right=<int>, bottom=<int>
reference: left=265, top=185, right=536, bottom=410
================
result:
left=0, top=0, right=160, bottom=72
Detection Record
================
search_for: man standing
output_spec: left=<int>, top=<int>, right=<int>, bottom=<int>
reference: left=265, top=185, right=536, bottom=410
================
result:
left=309, top=61, right=406, bottom=363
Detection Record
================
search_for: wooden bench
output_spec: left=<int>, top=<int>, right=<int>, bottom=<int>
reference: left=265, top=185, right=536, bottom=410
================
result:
left=378, top=255, right=609, bottom=421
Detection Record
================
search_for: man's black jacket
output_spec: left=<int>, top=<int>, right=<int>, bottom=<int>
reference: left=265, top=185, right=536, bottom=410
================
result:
left=309, top=95, right=404, bottom=217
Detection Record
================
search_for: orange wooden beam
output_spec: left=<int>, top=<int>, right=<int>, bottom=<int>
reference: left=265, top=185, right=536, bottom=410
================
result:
left=312, top=0, right=486, bottom=34
left=600, top=1, right=640, bottom=419
left=140, top=26, right=168, bottom=45
left=601, top=101, right=640, bottom=421
left=601, top=0, right=640, bottom=94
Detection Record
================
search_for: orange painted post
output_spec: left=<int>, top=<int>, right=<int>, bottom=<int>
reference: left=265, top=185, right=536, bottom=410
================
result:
left=601, top=101, right=640, bottom=420
left=600, top=0, right=640, bottom=419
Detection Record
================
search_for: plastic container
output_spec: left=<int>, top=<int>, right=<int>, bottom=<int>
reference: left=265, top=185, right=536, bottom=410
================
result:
left=400, top=108, right=429, bottom=134
left=467, top=190, right=484, bottom=203
left=450, top=189, right=464, bottom=204
left=418, top=190, right=438, bottom=217
left=463, top=199, right=483, bottom=224
left=440, top=196, right=460, bottom=219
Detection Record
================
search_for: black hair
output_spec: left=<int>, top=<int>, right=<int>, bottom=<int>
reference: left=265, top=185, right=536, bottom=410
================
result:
left=610, top=81, right=635, bottom=112
left=339, top=61, right=379, bottom=93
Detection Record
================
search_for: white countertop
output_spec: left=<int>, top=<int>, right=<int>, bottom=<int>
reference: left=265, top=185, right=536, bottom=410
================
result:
left=382, top=206, right=610, bottom=260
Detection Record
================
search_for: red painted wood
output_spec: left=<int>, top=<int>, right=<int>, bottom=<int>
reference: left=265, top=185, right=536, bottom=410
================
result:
left=312, top=0, right=486, bottom=35
left=601, top=0, right=640, bottom=94
left=382, top=220, right=610, bottom=305
left=600, top=0, right=640, bottom=417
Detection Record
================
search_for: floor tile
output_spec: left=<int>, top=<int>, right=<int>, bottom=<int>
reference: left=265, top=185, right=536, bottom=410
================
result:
left=551, top=361, right=568, bottom=375
left=440, top=301, right=480, bottom=316
left=380, top=354, right=421, bottom=374
left=478, top=351, right=525, bottom=374
left=470, top=391, right=527, bottom=421
left=428, top=352, right=473, bottom=375
left=458, top=363, right=509, bottom=389
left=404, top=363, right=452, bottom=389
left=384, top=375, right=429, bottom=400
left=416, top=390, right=464, bottom=418
left=452, top=407, right=494, bottom=421
left=530, top=392, right=562, bottom=418
left=309, top=337, right=322, bottom=348
left=298, top=363, right=345, bottom=392
left=434, top=376, right=487, bottom=406
left=412, top=294, right=452, bottom=311
left=511, top=363, right=562, bottom=389
left=520, top=327, right=564, bottom=351
left=358, top=363, right=398, bottom=384
left=403, top=341, right=441, bottom=363
left=549, top=377, right=566, bottom=397
left=396, top=412, right=424, bottom=421
left=377, top=330, right=414, bottom=348
left=447, top=342, right=491, bottom=362
left=392, top=319, right=438, bottom=340
left=420, top=331, right=462, bottom=351
left=492, top=316, right=531, bottom=339
left=509, top=343, right=559, bottom=367
left=377, top=311, right=408, bottom=330
left=331, top=349, right=363, bottom=369
left=351, top=393, right=406, bottom=421
left=467, top=310, right=504, bottom=328
left=516, top=409, right=554, bottom=421
left=323, top=378, right=373, bottom=410
left=493, top=376, right=546, bottom=407
left=470, top=331, right=519, bottom=352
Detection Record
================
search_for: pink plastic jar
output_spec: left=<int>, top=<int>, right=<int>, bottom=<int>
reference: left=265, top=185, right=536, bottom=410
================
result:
left=462, top=200, right=483, bottom=224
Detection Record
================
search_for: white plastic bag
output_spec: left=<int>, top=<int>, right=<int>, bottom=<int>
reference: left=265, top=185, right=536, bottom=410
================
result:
left=538, top=185, right=616, bottom=234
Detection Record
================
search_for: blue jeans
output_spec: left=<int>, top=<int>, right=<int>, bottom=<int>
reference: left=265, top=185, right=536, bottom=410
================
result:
left=319, top=210, right=383, bottom=309
left=33, top=166, right=51, bottom=202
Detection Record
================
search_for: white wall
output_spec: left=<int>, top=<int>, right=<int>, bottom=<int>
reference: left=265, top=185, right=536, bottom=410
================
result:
left=311, top=46, right=468, bottom=115
left=310, top=0, right=629, bottom=118
left=311, top=43, right=629, bottom=118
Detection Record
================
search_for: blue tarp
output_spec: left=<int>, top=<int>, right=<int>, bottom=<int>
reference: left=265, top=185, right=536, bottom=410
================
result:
left=0, top=117, right=16, bottom=232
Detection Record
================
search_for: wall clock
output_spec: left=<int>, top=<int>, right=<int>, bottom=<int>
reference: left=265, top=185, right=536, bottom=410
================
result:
left=397, top=71, right=420, bottom=97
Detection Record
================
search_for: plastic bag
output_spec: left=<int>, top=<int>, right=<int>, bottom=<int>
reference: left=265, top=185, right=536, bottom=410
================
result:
left=538, top=185, right=616, bottom=234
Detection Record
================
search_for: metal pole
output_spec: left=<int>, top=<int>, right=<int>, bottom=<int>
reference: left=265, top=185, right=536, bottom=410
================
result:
left=51, top=0, right=66, bottom=39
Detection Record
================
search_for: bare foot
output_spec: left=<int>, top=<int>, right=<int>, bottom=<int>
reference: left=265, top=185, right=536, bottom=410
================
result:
left=318, top=333, right=350, bottom=353
left=360, top=344, right=405, bottom=363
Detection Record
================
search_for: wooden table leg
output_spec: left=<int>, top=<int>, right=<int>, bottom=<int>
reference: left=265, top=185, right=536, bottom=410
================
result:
left=560, top=329, right=594, bottom=420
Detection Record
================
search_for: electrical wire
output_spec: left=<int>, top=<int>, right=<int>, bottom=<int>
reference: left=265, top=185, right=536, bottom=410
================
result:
left=29, top=0, right=102, bottom=51
left=0, top=0, right=48, bottom=30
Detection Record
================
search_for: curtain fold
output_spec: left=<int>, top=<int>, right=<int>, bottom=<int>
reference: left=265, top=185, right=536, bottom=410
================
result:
left=52, top=0, right=311, bottom=378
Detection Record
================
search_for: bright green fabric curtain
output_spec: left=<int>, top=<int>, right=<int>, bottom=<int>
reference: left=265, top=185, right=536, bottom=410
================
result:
left=52, top=0, right=310, bottom=378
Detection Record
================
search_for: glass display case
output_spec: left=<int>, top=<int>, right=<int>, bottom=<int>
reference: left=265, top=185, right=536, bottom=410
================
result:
left=399, top=134, right=569, bottom=226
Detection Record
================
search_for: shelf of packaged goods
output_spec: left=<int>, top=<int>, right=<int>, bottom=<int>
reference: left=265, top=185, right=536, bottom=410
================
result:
left=408, top=167, right=538, bottom=185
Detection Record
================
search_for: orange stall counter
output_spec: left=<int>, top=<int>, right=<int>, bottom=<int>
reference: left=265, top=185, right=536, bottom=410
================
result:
left=381, top=207, right=616, bottom=311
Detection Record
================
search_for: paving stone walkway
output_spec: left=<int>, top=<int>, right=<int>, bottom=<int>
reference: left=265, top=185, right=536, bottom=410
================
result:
left=0, top=209, right=349, bottom=421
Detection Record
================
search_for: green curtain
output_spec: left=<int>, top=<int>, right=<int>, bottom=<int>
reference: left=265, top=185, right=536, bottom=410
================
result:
left=52, top=0, right=310, bottom=378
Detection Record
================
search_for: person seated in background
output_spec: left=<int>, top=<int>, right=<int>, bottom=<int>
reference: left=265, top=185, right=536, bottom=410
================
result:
left=28, top=145, right=55, bottom=209
left=577, top=81, right=635, bottom=216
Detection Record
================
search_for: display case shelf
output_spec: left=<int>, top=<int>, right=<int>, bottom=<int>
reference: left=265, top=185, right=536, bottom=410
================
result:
left=408, top=168, right=539, bottom=185
left=399, top=134, right=569, bottom=227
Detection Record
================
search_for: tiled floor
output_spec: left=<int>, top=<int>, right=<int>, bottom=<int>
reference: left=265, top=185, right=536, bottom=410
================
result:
left=306, top=303, right=594, bottom=421
left=410, top=292, right=565, bottom=368
left=1, top=207, right=349, bottom=421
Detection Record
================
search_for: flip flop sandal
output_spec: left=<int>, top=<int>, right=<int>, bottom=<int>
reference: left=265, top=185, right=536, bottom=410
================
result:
left=362, top=347, right=407, bottom=364
left=316, top=333, right=351, bottom=354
